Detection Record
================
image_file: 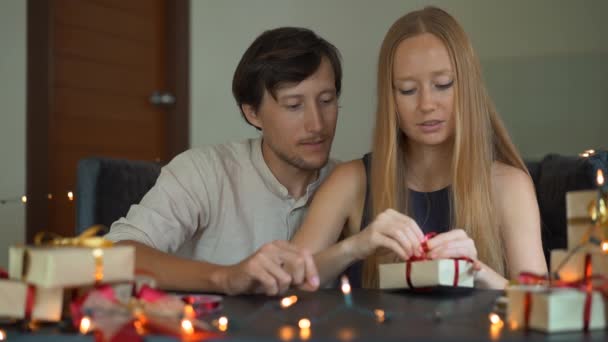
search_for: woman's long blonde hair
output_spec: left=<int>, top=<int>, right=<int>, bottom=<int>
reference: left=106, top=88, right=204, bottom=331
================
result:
left=362, top=6, right=527, bottom=288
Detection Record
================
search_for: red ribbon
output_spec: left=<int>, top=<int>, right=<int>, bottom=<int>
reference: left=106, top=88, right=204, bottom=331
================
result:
left=518, top=253, right=608, bottom=332
left=404, top=233, right=473, bottom=289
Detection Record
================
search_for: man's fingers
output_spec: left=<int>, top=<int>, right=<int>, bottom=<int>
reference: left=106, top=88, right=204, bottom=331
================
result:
left=257, top=254, right=292, bottom=295
left=272, top=245, right=308, bottom=286
left=248, top=264, right=279, bottom=296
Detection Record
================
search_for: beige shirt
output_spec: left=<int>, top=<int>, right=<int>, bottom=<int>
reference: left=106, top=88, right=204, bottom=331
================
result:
left=105, top=138, right=336, bottom=265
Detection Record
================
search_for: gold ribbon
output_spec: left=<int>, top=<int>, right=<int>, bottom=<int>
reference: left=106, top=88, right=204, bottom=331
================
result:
left=34, top=225, right=113, bottom=248
left=34, top=225, right=113, bottom=284
left=567, top=198, right=608, bottom=246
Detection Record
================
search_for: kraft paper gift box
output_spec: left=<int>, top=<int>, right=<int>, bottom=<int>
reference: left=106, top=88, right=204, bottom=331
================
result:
left=506, top=285, right=606, bottom=333
left=9, top=245, right=134, bottom=288
left=0, top=280, right=64, bottom=321
left=566, top=190, right=606, bottom=248
left=551, top=248, right=608, bottom=282
left=378, top=259, right=474, bottom=289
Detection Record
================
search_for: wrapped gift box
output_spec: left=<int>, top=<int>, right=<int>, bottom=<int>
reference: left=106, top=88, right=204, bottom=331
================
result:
left=0, top=280, right=63, bottom=321
left=566, top=190, right=605, bottom=248
left=378, top=259, right=474, bottom=289
left=506, top=285, right=606, bottom=333
left=9, top=245, right=134, bottom=288
left=551, top=249, right=608, bottom=282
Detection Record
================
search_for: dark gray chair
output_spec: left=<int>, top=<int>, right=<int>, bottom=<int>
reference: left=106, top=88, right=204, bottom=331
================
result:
left=525, top=151, right=607, bottom=264
left=75, top=157, right=162, bottom=234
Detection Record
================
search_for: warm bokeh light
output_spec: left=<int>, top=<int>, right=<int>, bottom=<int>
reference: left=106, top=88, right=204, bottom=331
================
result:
left=181, top=319, right=194, bottom=335
left=340, top=275, right=351, bottom=295
left=218, top=316, right=228, bottom=332
left=47, top=193, right=53, bottom=200
left=79, top=316, right=92, bottom=334
left=280, top=295, right=298, bottom=308
left=298, top=318, right=311, bottom=329
left=299, top=328, right=311, bottom=341
left=374, top=309, right=385, bottom=323
left=598, top=169, right=605, bottom=186
left=337, top=328, right=355, bottom=341
left=133, top=320, right=146, bottom=335
left=183, top=305, right=195, bottom=318
left=489, top=313, right=501, bottom=325
left=0, top=329, right=6, bottom=341
left=278, top=325, right=295, bottom=341
left=602, top=241, right=608, bottom=253
left=21, top=195, right=27, bottom=203
left=68, top=191, right=74, bottom=201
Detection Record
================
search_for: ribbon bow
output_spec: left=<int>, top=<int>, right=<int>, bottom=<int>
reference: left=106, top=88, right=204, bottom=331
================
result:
left=405, top=233, right=473, bottom=289
left=71, top=285, right=216, bottom=342
left=34, top=225, right=113, bottom=248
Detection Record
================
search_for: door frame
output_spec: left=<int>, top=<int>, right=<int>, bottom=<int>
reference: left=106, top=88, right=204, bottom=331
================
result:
left=26, top=0, right=190, bottom=242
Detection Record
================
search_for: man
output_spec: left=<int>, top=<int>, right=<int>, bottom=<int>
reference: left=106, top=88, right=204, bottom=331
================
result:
left=105, top=27, right=342, bottom=296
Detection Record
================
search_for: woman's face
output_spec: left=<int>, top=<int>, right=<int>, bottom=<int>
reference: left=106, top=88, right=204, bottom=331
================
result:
left=392, top=33, right=456, bottom=148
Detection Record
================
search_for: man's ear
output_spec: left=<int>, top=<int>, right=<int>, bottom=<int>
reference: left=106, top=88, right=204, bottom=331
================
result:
left=242, top=104, right=262, bottom=130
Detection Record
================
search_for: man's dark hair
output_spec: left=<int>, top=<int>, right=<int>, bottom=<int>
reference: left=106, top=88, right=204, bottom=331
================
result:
left=232, top=27, right=342, bottom=129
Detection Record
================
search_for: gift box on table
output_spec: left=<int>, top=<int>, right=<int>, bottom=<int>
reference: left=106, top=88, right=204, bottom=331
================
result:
left=551, top=248, right=608, bottom=282
left=506, top=285, right=606, bottom=333
left=566, top=190, right=606, bottom=248
left=0, top=279, right=64, bottom=321
left=378, top=258, right=474, bottom=289
left=9, top=244, right=134, bottom=288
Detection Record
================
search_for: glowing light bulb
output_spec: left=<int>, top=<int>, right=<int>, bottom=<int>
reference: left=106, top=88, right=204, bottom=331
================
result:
left=218, top=316, right=228, bottom=332
left=280, top=295, right=298, bottom=308
left=374, top=309, right=385, bottom=323
left=79, top=316, right=92, bottom=334
left=340, top=275, right=351, bottom=295
left=181, top=319, right=194, bottom=335
left=489, top=313, right=502, bottom=325
left=298, top=318, right=311, bottom=329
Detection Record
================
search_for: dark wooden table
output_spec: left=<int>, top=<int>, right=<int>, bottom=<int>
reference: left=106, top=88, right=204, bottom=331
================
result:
left=3, top=288, right=606, bottom=341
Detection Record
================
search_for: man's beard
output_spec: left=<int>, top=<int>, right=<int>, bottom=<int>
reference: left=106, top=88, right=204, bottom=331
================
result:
left=270, top=144, right=329, bottom=171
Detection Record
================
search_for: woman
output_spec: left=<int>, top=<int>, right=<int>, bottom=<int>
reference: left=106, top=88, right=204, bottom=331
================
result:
left=291, top=6, right=547, bottom=289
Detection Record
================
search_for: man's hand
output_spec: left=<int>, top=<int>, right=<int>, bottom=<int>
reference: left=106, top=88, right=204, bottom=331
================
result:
left=216, top=240, right=320, bottom=296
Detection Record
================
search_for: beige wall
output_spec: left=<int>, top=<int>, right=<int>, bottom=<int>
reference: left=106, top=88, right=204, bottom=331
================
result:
left=190, top=0, right=608, bottom=160
left=0, top=0, right=26, bottom=268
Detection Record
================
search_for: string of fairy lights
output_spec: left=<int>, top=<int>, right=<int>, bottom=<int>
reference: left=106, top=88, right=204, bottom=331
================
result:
left=46, top=276, right=511, bottom=341
left=0, top=192, right=75, bottom=205
left=0, top=275, right=508, bottom=341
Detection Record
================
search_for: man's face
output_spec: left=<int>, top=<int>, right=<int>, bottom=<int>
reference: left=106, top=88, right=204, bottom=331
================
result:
left=246, top=58, right=338, bottom=172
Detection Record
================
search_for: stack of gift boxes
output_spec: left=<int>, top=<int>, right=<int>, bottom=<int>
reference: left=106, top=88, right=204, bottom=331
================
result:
left=0, top=242, right=134, bottom=322
left=507, top=188, right=608, bottom=333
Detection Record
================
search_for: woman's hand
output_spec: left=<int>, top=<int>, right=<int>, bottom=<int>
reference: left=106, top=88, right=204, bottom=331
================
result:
left=349, top=209, right=425, bottom=261
left=425, top=229, right=482, bottom=270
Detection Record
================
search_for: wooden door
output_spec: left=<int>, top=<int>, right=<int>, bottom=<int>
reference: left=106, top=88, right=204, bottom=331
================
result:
left=26, top=0, right=190, bottom=240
